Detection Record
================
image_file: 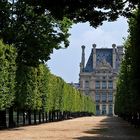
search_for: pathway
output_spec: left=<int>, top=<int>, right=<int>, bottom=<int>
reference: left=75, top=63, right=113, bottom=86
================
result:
left=0, top=116, right=140, bottom=140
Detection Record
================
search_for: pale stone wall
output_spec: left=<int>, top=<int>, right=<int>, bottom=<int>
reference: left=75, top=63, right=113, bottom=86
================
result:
left=79, top=45, right=123, bottom=115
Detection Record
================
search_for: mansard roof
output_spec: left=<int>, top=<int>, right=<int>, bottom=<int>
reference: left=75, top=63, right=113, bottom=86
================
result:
left=84, top=48, right=113, bottom=72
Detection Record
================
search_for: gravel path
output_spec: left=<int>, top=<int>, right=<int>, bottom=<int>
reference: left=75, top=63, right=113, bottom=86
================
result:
left=0, top=116, right=140, bottom=140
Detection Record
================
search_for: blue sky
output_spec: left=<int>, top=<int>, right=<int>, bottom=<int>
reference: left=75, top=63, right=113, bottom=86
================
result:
left=47, top=17, right=128, bottom=83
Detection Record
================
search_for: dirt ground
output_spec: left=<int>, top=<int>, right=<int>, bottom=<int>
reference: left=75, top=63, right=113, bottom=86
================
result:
left=0, top=116, right=140, bottom=140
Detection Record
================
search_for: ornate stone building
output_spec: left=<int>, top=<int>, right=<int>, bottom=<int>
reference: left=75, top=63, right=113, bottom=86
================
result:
left=79, top=44, right=123, bottom=115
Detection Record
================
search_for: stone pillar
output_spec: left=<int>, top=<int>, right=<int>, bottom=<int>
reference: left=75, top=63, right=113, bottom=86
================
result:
left=106, top=104, right=109, bottom=115
left=80, top=45, right=85, bottom=72
left=117, top=45, right=123, bottom=60
left=112, top=44, right=116, bottom=69
left=92, top=44, right=96, bottom=69
left=100, top=80, right=102, bottom=90
left=100, top=104, right=102, bottom=115
left=112, top=104, right=115, bottom=116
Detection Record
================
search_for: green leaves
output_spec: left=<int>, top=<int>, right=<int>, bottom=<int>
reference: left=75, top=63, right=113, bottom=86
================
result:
left=115, top=9, right=140, bottom=115
left=0, top=0, right=72, bottom=66
left=0, top=40, right=17, bottom=110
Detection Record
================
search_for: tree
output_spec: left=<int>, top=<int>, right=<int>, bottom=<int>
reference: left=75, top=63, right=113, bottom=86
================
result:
left=25, top=0, right=140, bottom=26
left=0, top=40, right=16, bottom=110
left=0, top=40, right=16, bottom=128
left=0, top=0, right=72, bottom=66
left=115, top=9, right=140, bottom=124
left=1, top=0, right=140, bottom=67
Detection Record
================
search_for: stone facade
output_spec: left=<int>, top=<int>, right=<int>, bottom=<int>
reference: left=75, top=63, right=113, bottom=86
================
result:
left=79, top=44, right=123, bottom=115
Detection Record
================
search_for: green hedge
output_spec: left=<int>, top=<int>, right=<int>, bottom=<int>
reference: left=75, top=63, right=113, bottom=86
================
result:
left=0, top=40, right=95, bottom=114
left=0, top=40, right=16, bottom=110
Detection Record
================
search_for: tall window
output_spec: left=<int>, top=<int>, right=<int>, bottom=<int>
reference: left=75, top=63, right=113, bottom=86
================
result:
left=95, top=92, right=100, bottom=102
left=102, top=81, right=107, bottom=89
left=102, top=92, right=107, bottom=102
left=95, top=81, right=100, bottom=89
left=108, top=81, right=113, bottom=89
left=108, top=92, right=113, bottom=102
left=85, top=81, right=89, bottom=89
left=109, top=104, right=113, bottom=115
left=102, top=104, right=106, bottom=115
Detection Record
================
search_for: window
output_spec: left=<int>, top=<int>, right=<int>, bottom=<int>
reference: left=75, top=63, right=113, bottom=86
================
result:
left=108, top=81, right=113, bottom=89
left=102, top=104, right=106, bottom=115
left=102, top=92, right=107, bottom=102
left=109, top=76, right=112, bottom=79
left=96, top=105, right=100, bottom=115
left=85, top=81, right=89, bottom=89
left=102, top=81, right=107, bottom=89
left=108, top=92, right=113, bottom=102
left=109, top=104, right=113, bottom=115
left=95, top=81, right=100, bottom=89
left=103, top=76, right=106, bottom=79
left=95, top=92, right=100, bottom=102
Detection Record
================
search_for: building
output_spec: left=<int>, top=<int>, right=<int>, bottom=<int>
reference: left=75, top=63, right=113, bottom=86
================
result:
left=69, top=82, right=80, bottom=89
left=79, top=44, right=123, bottom=115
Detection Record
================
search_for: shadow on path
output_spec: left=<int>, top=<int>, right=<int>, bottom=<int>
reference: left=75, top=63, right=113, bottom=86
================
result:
left=74, top=116, right=140, bottom=140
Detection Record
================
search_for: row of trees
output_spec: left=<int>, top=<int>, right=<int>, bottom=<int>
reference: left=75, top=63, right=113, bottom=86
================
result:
left=0, top=40, right=95, bottom=128
left=115, top=9, right=140, bottom=127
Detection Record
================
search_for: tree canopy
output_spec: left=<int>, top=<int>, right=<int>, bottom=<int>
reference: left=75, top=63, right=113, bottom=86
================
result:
left=25, top=0, right=140, bottom=27
left=115, top=9, right=140, bottom=119
left=1, top=0, right=139, bottom=66
left=0, top=0, right=72, bottom=66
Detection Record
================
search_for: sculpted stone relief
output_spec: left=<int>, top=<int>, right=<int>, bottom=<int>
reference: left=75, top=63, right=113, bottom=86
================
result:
left=96, top=59, right=112, bottom=70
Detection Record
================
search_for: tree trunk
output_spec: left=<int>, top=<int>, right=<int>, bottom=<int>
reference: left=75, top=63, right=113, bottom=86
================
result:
left=34, top=110, right=36, bottom=124
left=17, top=109, right=19, bottom=126
left=0, top=110, right=7, bottom=129
left=45, top=112, right=48, bottom=122
left=9, top=107, right=15, bottom=128
left=23, top=110, right=25, bottom=125
left=28, top=110, right=31, bottom=125
left=39, top=111, right=41, bottom=124
left=42, top=112, right=44, bottom=123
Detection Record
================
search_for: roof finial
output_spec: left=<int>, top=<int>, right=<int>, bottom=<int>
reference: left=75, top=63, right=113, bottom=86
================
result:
left=81, top=45, right=85, bottom=49
left=92, top=44, right=96, bottom=48
left=112, top=44, right=116, bottom=48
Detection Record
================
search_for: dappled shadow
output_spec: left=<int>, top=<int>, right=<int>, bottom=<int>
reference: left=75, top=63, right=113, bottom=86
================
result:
left=83, top=128, right=108, bottom=135
left=7, top=128, right=25, bottom=131
left=74, top=116, right=140, bottom=140
left=74, top=135, right=139, bottom=140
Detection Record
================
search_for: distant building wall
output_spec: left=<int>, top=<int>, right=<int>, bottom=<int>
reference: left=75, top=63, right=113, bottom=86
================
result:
left=79, top=44, right=123, bottom=115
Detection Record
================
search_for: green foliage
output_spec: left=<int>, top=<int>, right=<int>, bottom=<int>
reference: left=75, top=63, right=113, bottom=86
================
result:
left=0, top=39, right=95, bottom=113
left=45, top=72, right=95, bottom=114
left=25, top=0, right=140, bottom=27
left=0, top=40, right=16, bottom=110
left=0, top=0, right=72, bottom=66
left=115, top=9, right=140, bottom=115
left=34, top=0, right=125, bottom=27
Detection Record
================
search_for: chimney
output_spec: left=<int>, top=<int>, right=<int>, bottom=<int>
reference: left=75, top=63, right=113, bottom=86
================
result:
left=92, top=44, right=96, bottom=69
left=112, top=44, right=116, bottom=69
left=80, top=45, right=85, bottom=72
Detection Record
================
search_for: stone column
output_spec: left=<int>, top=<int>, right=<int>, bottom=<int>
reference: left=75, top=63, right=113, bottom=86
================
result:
left=112, top=44, right=116, bottom=69
left=106, top=104, right=109, bottom=115
left=80, top=45, right=85, bottom=72
left=112, top=104, right=115, bottom=116
left=92, top=44, right=96, bottom=69
left=100, top=80, right=102, bottom=90
left=100, top=104, right=102, bottom=115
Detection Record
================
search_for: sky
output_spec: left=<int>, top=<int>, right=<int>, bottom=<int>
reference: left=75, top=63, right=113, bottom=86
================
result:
left=47, top=17, right=128, bottom=83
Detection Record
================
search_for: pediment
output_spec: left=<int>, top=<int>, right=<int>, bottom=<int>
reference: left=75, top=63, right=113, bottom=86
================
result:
left=96, top=59, right=112, bottom=70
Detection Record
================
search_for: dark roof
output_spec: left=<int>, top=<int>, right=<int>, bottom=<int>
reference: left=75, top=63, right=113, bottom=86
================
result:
left=84, top=48, right=113, bottom=72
